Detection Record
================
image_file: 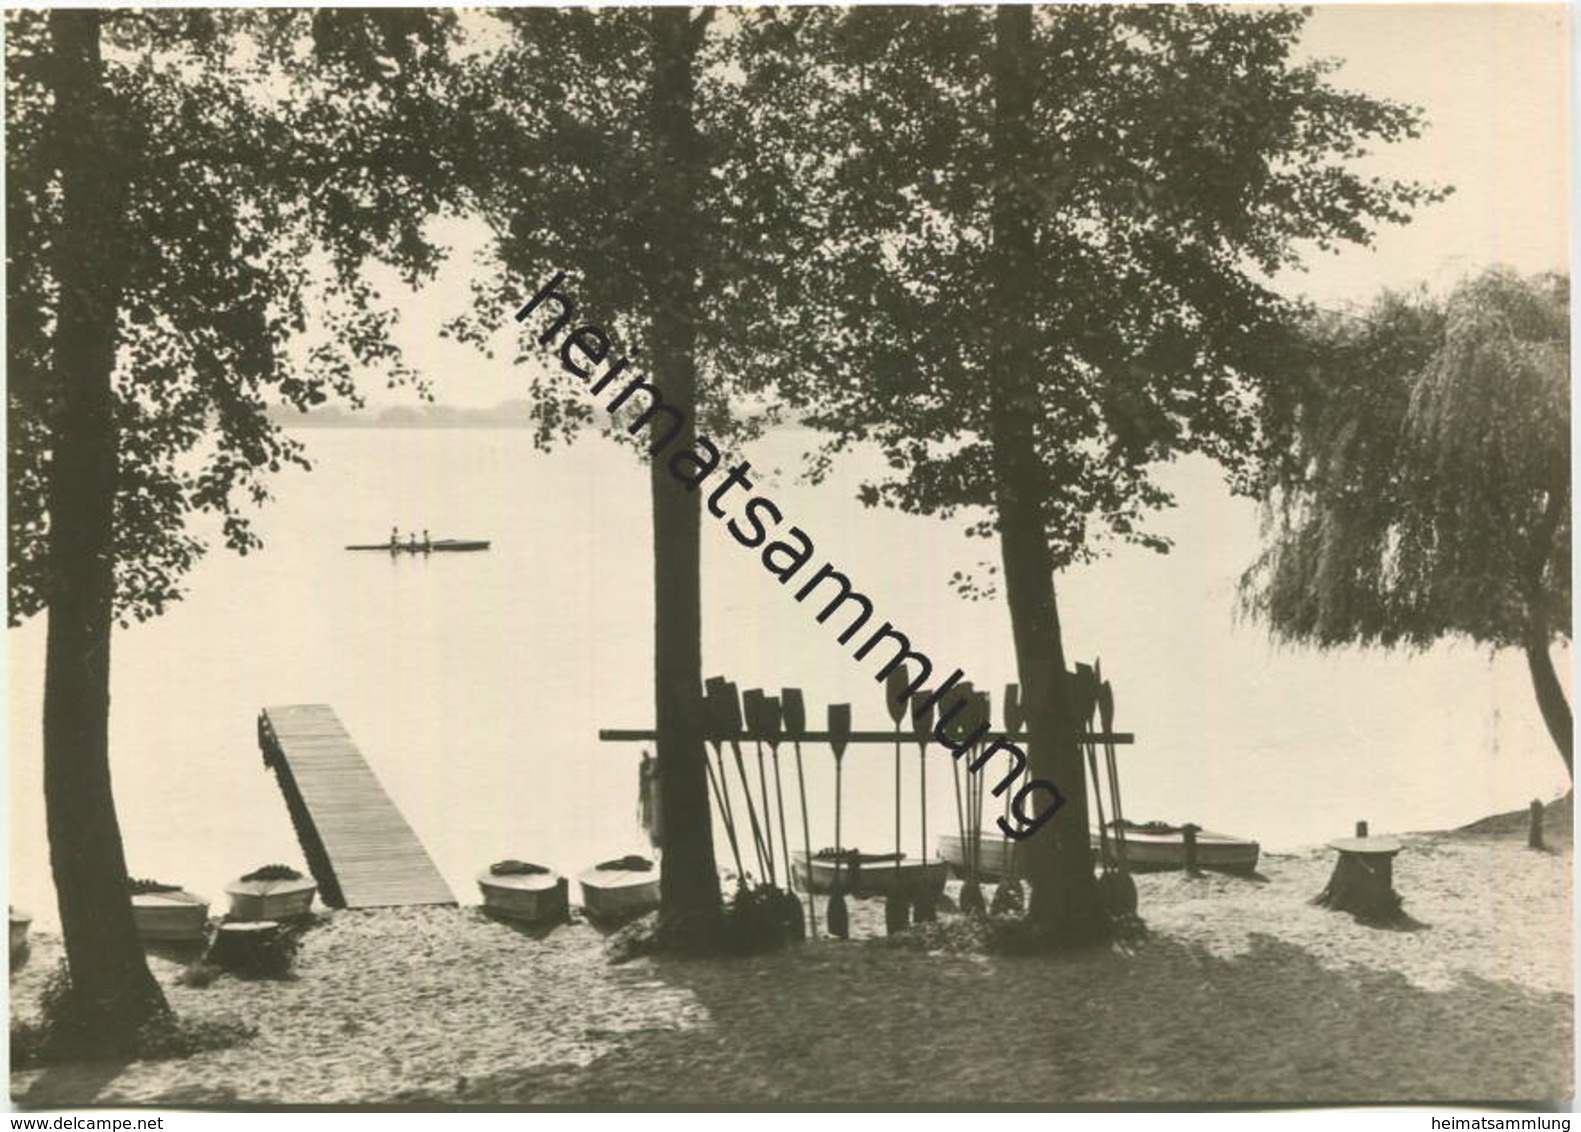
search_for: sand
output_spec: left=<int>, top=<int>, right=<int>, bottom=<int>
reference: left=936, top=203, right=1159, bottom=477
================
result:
left=11, top=819, right=1572, bottom=1107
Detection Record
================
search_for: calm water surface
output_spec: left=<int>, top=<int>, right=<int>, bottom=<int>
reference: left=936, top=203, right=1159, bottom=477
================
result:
left=8, top=427, right=1567, bottom=925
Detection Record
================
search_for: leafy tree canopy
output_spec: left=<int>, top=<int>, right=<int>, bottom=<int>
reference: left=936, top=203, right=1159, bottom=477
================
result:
left=7, top=8, right=470, bottom=626
left=442, top=7, right=817, bottom=453
left=729, top=5, right=1447, bottom=588
left=1241, top=268, right=1570, bottom=654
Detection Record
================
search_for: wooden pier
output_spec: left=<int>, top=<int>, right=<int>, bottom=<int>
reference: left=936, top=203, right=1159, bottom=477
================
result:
left=257, top=705, right=455, bottom=910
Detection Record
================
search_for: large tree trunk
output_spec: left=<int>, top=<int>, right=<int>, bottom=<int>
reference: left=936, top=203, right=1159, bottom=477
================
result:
left=987, top=4, right=1106, bottom=942
left=648, top=7, right=722, bottom=931
left=1525, top=637, right=1572, bottom=780
left=43, top=9, right=169, bottom=1046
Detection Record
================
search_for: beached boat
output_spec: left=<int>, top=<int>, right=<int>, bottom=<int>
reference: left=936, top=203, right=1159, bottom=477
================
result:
left=790, top=851, right=948, bottom=898
left=477, top=863, right=569, bottom=925
left=10, top=908, right=31, bottom=961
left=345, top=539, right=490, bottom=553
left=577, top=857, right=660, bottom=923
left=936, top=832, right=1019, bottom=882
left=131, top=890, right=210, bottom=942
left=224, top=876, right=317, bottom=921
left=1092, top=823, right=1260, bottom=875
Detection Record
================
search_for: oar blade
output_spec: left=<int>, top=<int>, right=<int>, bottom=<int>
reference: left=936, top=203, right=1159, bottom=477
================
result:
left=781, top=687, right=807, bottom=737
left=910, top=690, right=934, bottom=740
left=884, top=666, right=910, bottom=727
left=828, top=703, right=852, bottom=758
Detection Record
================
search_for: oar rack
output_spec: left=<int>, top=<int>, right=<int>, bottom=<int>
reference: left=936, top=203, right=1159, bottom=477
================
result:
left=597, top=672, right=1137, bottom=938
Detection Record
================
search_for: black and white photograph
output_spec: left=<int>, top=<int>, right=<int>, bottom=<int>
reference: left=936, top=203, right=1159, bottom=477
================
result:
left=5, top=1, right=1573, bottom=1114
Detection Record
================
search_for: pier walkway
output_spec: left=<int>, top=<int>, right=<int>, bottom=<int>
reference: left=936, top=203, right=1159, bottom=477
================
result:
left=257, top=704, right=455, bottom=909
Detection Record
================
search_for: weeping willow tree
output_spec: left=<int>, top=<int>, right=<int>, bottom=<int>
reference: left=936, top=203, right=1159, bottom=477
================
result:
left=1242, top=269, right=1571, bottom=778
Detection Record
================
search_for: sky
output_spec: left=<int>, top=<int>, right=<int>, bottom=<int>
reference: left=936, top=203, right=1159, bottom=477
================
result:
left=357, top=3, right=1571, bottom=410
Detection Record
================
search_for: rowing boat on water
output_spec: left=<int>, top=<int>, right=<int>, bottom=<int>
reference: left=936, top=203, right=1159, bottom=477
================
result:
left=345, top=539, right=491, bottom=552
left=789, top=850, right=948, bottom=898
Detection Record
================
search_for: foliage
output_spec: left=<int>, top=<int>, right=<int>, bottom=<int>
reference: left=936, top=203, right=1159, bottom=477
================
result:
left=441, top=8, right=812, bottom=454
left=127, top=878, right=182, bottom=895
left=6, top=8, right=470, bottom=626
left=716, top=882, right=804, bottom=956
left=10, top=962, right=255, bottom=1068
left=208, top=925, right=302, bottom=980
left=174, top=961, right=224, bottom=989
left=731, top=5, right=1447, bottom=589
left=886, top=901, right=1146, bottom=955
left=239, top=864, right=304, bottom=883
left=609, top=883, right=803, bottom=961
left=1241, top=269, right=1570, bottom=653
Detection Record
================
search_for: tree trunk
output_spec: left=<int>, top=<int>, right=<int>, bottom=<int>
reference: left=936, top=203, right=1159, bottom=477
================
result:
left=987, top=5, right=1105, bottom=942
left=1525, top=636, right=1572, bottom=780
left=43, top=8, right=169, bottom=1046
left=648, top=7, right=722, bottom=930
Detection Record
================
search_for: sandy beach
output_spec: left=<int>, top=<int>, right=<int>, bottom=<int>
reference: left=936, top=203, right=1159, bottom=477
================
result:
left=11, top=809, right=1572, bottom=1107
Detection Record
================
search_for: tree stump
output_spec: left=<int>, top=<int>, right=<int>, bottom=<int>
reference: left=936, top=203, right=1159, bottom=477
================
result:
left=206, top=920, right=296, bottom=977
left=1314, top=837, right=1403, bottom=923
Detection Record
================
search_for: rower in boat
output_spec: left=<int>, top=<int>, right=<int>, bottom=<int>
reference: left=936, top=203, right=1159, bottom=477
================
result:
left=389, top=525, right=400, bottom=552
left=421, top=529, right=432, bottom=554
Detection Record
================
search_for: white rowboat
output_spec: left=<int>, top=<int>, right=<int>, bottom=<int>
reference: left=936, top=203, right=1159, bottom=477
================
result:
left=577, top=861, right=659, bottom=923
left=478, top=868, right=569, bottom=924
left=131, top=890, right=210, bottom=942
left=936, top=832, right=1019, bottom=882
left=789, top=851, right=948, bottom=898
left=938, top=826, right=1261, bottom=877
left=1092, top=827, right=1260, bottom=874
left=225, top=877, right=317, bottom=921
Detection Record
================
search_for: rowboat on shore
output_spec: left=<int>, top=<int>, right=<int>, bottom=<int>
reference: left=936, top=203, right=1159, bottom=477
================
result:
left=939, top=824, right=1260, bottom=877
left=224, top=876, right=317, bottom=922
left=10, top=908, right=32, bottom=961
left=935, top=832, right=1019, bottom=883
left=345, top=539, right=491, bottom=553
left=1092, top=823, right=1261, bottom=875
left=131, top=890, right=210, bottom=942
left=577, top=857, right=659, bottom=923
left=789, top=850, right=948, bottom=898
left=478, top=862, right=569, bottom=925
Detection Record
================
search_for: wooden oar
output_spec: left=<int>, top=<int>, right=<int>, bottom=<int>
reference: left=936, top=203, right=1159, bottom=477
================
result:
left=703, top=678, right=746, bottom=883
left=952, top=683, right=985, bottom=915
left=723, top=681, right=771, bottom=882
left=910, top=689, right=937, bottom=922
left=1096, top=665, right=1126, bottom=866
left=782, top=687, right=817, bottom=937
left=991, top=683, right=1027, bottom=914
left=764, top=693, right=801, bottom=935
left=742, top=689, right=778, bottom=887
left=827, top=702, right=852, bottom=939
left=1096, top=664, right=1137, bottom=914
left=961, top=689, right=986, bottom=910
left=884, top=668, right=911, bottom=935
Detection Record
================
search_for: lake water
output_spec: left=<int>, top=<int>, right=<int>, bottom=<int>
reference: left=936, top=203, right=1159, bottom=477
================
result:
left=8, top=427, right=1569, bottom=926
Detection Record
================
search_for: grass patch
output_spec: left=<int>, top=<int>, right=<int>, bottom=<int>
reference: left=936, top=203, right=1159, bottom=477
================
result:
left=11, top=962, right=255, bottom=1070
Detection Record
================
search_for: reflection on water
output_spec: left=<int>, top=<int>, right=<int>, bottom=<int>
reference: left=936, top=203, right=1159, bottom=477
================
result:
left=8, top=428, right=1566, bottom=926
